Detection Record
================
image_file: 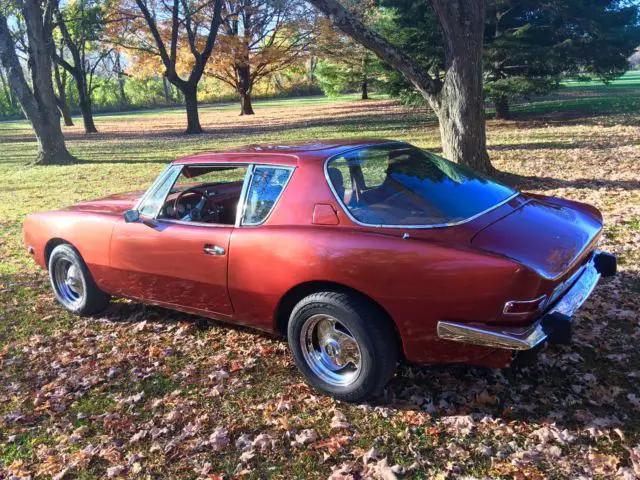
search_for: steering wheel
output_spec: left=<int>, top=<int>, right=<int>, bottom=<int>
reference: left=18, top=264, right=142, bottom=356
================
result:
left=174, top=186, right=208, bottom=221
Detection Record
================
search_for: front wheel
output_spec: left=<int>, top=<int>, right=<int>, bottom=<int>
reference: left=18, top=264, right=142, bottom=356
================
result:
left=287, top=291, right=397, bottom=402
left=48, top=244, right=110, bottom=316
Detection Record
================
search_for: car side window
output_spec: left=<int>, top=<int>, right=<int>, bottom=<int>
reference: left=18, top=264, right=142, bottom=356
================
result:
left=242, top=166, right=293, bottom=225
left=138, top=166, right=181, bottom=218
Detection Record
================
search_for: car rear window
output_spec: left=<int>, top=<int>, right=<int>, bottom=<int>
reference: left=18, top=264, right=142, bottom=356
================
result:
left=326, top=144, right=516, bottom=227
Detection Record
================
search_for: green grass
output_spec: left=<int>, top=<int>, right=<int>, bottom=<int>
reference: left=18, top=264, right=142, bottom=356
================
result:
left=502, top=70, right=640, bottom=118
left=562, top=70, right=640, bottom=89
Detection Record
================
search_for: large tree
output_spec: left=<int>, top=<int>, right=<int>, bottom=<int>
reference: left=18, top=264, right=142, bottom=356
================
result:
left=112, top=0, right=223, bottom=133
left=378, top=0, right=640, bottom=120
left=309, top=0, right=492, bottom=173
left=208, top=0, right=315, bottom=115
left=0, top=1, right=75, bottom=164
left=53, top=0, right=111, bottom=133
left=485, top=0, right=640, bottom=119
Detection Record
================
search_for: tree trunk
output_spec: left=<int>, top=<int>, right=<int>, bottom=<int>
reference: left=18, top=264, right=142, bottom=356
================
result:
left=361, top=54, right=369, bottom=100
left=237, top=65, right=254, bottom=115
left=494, top=95, right=510, bottom=119
left=361, top=77, right=369, bottom=100
left=182, top=84, right=203, bottom=134
left=428, top=0, right=492, bottom=173
left=55, top=94, right=74, bottom=126
left=240, top=91, right=254, bottom=115
left=0, top=6, right=75, bottom=165
left=53, top=61, right=73, bottom=126
left=76, top=74, right=97, bottom=133
left=114, top=52, right=128, bottom=109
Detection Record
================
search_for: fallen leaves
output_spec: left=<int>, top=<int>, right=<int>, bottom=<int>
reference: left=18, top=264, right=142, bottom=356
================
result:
left=1, top=98, right=639, bottom=479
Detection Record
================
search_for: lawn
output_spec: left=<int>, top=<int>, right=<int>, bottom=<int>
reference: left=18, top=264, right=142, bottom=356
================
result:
left=0, top=80, right=639, bottom=478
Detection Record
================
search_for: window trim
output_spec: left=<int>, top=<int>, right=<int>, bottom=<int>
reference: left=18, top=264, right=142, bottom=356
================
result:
left=323, top=142, right=519, bottom=230
left=135, top=164, right=183, bottom=219
left=134, top=162, right=294, bottom=229
left=240, top=164, right=295, bottom=227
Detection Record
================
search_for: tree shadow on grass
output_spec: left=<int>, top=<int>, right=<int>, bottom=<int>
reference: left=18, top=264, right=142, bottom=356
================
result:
left=0, top=108, right=430, bottom=146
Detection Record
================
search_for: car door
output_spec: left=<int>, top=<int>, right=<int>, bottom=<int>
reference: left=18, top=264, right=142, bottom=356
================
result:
left=110, top=221, right=234, bottom=316
left=108, top=164, right=245, bottom=317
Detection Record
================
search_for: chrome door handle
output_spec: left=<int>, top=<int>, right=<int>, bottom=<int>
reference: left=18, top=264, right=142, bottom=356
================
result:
left=203, top=244, right=225, bottom=256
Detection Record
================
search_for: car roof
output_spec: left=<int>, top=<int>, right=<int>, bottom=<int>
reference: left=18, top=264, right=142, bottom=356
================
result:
left=172, top=139, right=402, bottom=166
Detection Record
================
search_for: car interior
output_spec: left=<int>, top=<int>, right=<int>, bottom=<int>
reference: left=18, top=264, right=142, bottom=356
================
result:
left=158, top=166, right=247, bottom=225
left=327, top=148, right=446, bottom=225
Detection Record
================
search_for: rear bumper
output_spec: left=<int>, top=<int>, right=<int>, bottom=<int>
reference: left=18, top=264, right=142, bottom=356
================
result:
left=436, top=250, right=616, bottom=351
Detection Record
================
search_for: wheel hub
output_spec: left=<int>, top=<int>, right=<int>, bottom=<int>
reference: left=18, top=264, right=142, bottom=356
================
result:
left=300, top=314, right=362, bottom=386
left=52, top=259, right=84, bottom=307
left=65, top=265, right=82, bottom=293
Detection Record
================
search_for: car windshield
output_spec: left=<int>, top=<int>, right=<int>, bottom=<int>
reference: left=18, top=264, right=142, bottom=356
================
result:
left=326, top=144, right=516, bottom=226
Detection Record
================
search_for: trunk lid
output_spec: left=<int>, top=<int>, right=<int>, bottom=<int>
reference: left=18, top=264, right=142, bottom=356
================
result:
left=470, top=197, right=602, bottom=279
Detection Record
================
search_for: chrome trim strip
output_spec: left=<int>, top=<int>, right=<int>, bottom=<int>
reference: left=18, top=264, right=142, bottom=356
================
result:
left=239, top=165, right=295, bottom=227
left=437, top=320, right=548, bottom=350
left=235, top=164, right=255, bottom=228
left=322, top=142, right=519, bottom=230
left=437, top=252, right=603, bottom=350
left=156, top=219, right=235, bottom=229
left=134, top=164, right=180, bottom=215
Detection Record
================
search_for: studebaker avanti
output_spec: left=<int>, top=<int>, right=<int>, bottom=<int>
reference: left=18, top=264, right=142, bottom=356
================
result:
left=23, top=140, right=616, bottom=401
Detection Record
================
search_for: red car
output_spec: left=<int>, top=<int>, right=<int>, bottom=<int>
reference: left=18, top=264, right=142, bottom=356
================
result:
left=23, top=140, right=616, bottom=401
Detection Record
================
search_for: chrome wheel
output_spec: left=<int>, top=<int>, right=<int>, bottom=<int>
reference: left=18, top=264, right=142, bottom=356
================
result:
left=300, top=314, right=362, bottom=387
left=52, top=259, right=84, bottom=307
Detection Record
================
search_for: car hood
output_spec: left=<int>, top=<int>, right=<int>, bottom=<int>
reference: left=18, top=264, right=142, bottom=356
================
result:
left=65, top=190, right=144, bottom=215
left=470, top=196, right=602, bottom=279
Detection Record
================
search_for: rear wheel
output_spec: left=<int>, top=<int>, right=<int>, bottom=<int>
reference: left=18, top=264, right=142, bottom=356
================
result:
left=48, top=244, right=110, bottom=316
left=287, top=291, right=397, bottom=402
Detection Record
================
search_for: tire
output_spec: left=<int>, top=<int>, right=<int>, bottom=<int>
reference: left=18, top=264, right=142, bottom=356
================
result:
left=48, top=243, right=110, bottom=316
left=287, top=291, right=397, bottom=402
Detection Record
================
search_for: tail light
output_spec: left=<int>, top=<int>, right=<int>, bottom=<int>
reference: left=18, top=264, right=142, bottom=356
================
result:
left=503, top=295, right=547, bottom=316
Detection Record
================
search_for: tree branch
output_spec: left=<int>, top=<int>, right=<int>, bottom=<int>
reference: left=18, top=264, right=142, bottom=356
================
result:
left=308, top=0, right=440, bottom=100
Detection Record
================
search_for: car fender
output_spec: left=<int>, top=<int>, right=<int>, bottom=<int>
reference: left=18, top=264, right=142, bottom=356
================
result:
left=23, top=211, right=116, bottom=292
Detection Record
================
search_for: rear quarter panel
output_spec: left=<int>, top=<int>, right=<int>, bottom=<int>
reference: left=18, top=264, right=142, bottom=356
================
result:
left=23, top=211, right=116, bottom=292
left=228, top=226, right=539, bottom=365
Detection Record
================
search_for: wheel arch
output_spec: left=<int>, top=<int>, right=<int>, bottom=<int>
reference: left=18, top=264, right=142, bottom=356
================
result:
left=44, top=238, right=74, bottom=268
left=274, top=280, right=404, bottom=359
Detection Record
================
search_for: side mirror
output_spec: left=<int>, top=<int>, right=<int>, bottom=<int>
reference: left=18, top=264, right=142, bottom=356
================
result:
left=124, top=209, right=140, bottom=223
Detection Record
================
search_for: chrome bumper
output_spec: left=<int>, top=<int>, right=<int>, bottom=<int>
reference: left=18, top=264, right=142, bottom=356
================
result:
left=437, top=251, right=615, bottom=351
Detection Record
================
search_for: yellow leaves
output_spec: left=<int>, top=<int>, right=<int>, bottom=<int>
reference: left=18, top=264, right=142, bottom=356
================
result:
left=490, top=460, right=547, bottom=480
left=587, top=451, right=620, bottom=476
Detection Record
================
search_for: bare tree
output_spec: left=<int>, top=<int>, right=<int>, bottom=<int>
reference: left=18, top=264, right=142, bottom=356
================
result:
left=52, top=0, right=110, bottom=133
left=0, top=1, right=75, bottom=165
left=113, top=0, right=223, bottom=133
left=309, top=0, right=492, bottom=173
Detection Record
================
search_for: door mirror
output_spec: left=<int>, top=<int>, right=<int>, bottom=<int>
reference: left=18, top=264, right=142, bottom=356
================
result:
left=124, top=209, right=140, bottom=223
